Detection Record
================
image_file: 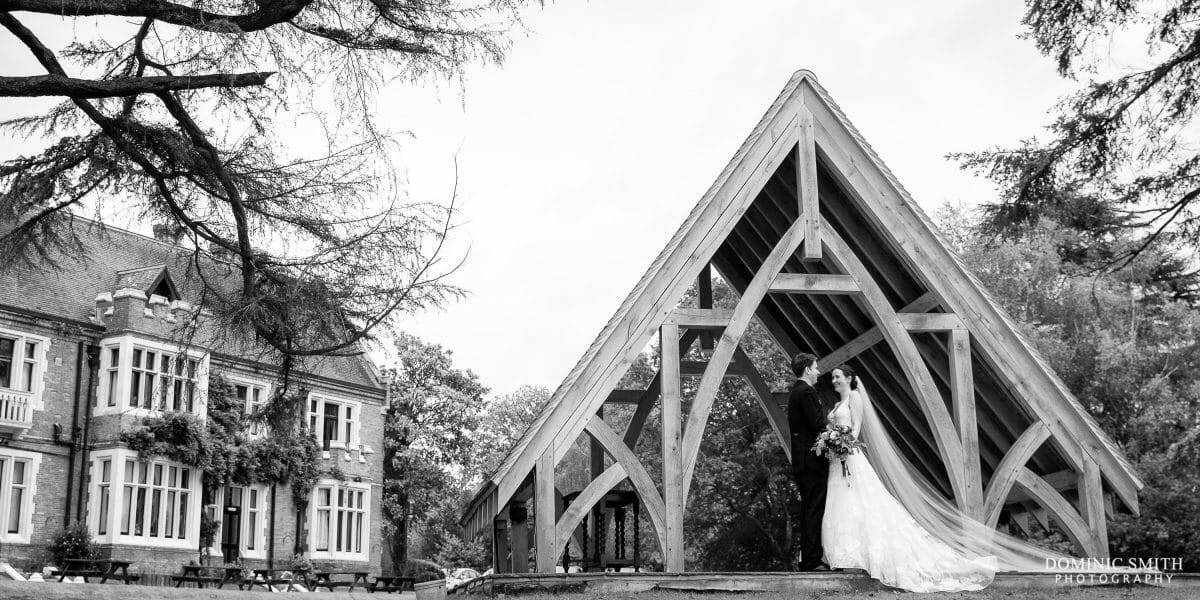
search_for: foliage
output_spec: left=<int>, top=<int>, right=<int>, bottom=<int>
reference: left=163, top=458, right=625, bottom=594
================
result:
left=121, top=373, right=323, bottom=505
left=382, top=332, right=489, bottom=566
left=0, top=1, right=541, bottom=371
left=936, top=204, right=1200, bottom=569
left=474, top=385, right=553, bottom=477
left=288, top=553, right=313, bottom=572
left=47, top=522, right=97, bottom=567
left=955, top=1, right=1200, bottom=286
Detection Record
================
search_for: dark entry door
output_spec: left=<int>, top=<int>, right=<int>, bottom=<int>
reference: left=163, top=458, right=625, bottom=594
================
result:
left=221, top=486, right=243, bottom=563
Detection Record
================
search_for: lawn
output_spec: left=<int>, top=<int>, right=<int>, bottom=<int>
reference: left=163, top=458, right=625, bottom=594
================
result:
left=1, top=580, right=1193, bottom=600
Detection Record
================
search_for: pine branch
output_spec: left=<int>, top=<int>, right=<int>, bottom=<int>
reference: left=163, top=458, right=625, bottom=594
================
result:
left=0, top=72, right=274, bottom=98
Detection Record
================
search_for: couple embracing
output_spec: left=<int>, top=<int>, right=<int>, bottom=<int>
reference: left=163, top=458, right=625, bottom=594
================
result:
left=787, top=352, right=998, bottom=592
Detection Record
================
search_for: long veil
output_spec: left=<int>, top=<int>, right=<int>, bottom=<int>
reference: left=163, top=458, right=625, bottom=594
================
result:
left=853, top=382, right=1111, bottom=573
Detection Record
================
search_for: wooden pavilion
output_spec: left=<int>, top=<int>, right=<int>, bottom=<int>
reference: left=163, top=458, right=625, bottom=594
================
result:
left=460, top=70, right=1142, bottom=574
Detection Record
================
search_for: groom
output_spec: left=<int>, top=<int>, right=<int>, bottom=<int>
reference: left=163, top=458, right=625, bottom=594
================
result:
left=788, top=352, right=831, bottom=571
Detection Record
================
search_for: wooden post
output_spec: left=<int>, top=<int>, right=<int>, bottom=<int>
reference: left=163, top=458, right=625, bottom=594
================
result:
left=660, top=323, right=685, bottom=572
left=590, top=403, right=604, bottom=566
left=493, top=517, right=510, bottom=573
left=535, top=447, right=557, bottom=572
left=698, top=264, right=714, bottom=351
left=949, top=328, right=983, bottom=519
left=797, top=106, right=820, bottom=260
left=1079, top=455, right=1110, bottom=557
left=509, top=502, right=530, bottom=573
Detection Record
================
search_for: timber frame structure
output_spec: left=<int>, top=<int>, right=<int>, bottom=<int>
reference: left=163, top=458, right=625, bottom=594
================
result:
left=461, top=71, right=1142, bottom=573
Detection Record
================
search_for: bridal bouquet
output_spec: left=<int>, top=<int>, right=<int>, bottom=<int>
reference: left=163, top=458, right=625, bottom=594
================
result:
left=811, top=424, right=866, bottom=482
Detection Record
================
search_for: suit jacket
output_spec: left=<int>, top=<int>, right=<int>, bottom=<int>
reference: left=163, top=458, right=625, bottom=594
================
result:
left=788, top=379, right=829, bottom=474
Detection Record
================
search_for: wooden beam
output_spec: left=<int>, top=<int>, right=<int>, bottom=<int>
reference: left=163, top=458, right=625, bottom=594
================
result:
left=818, top=220, right=971, bottom=509
left=681, top=360, right=750, bottom=376
left=583, top=416, right=668, bottom=552
left=664, top=308, right=734, bottom=329
left=509, top=503, right=530, bottom=573
left=681, top=219, right=807, bottom=498
left=659, top=323, right=685, bottom=573
left=768, top=273, right=858, bottom=294
left=555, top=463, right=628, bottom=552
left=732, top=346, right=791, bottom=459
left=1014, top=467, right=1097, bottom=556
left=797, top=105, right=820, bottom=260
left=817, top=292, right=938, bottom=368
left=698, top=263, right=715, bottom=351
left=897, top=312, right=964, bottom=332
left=983, top=422, right=1050, bottom=527
left=493, top=518, right=510, bottom=573
left=1079, top=455, right=1110, bottom=558
left=620, top=331, right=699, bottom=449
left=605, top=389, right=644, bottom=404
left=534, top=447, right=557, bottom=572
left=949, top=328, right=982, bottom=519
left=1004, top=469, right=1077, bottom=504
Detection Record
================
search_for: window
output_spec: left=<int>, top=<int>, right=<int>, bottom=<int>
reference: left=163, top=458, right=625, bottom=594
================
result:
left=0, top=449, right=40, bottom=543
left=233, top=381, right=270, bottom=437
left=307, top=394, right=360, bottom=451
left=128, top=348, right=197, bottom=411
left=0, top=328, right=49, bottom=408
left=90, top=449, right=198, bottom=549
left=96, top=336, right=207, bottom=417
left=310, top=481, right=369, bottom=560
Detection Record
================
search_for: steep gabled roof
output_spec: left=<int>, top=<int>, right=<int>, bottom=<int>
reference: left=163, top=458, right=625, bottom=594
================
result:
left=462, top=70, right=1141, bottom=536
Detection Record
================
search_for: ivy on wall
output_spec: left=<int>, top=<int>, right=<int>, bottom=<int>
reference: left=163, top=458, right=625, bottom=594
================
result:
left=121, top=374, right=324, bottom=505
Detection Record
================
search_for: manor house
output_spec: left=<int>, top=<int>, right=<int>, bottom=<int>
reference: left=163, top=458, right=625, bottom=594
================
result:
left=0, top=217, right=388, bottom=578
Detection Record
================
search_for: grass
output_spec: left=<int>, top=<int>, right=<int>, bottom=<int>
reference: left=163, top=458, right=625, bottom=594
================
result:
left=0, top=580, right=1190, bottom=600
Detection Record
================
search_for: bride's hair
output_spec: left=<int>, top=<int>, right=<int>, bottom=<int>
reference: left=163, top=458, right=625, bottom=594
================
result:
left=832, top=364, right=858, bottom=390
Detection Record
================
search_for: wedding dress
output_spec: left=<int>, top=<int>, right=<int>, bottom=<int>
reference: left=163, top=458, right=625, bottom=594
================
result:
left=822, top=395, right=998, bottom=592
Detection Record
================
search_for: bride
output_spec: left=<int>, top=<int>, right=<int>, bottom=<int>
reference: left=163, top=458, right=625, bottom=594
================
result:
left=821, top=364, right=999, bottom=592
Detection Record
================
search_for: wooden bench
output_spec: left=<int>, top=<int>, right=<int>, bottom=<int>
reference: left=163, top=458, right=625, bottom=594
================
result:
left=369, top=575, right=416, bottom=593
left=172, top=565, right=242, bottom=589
left=313, top=570, right=369, bottom=592
left=58, top=559, right=138, bottom=584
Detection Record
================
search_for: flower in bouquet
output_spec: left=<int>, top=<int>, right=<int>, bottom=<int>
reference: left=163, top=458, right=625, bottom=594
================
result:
left=811, top=424, right=866, bottom=484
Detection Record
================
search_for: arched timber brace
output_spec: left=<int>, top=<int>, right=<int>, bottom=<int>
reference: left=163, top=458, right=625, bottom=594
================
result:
left=462, top=71, right=1140, bottom=572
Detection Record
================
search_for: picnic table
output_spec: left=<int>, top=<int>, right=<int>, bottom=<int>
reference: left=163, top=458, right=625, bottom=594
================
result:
left=368, top=575, right=416, bottom=593
left=248, top=567, right=311, bottom=592
left=172, top=565, right=245, bottom=589
left=312, top=570, right=370, bottom=592
left=57, top=559, right=137, bottom=584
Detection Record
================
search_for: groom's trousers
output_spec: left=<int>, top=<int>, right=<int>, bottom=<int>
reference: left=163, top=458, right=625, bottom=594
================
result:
left=795, top=470, right=828, bottom=568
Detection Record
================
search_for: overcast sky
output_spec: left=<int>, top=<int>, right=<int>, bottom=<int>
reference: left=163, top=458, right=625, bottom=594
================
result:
left=2, top=1, right=1084, bottom=397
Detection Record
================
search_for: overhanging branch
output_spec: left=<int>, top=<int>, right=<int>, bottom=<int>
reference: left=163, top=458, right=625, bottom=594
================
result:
left=0, top=0, right=312, bottom=33
left=0, top=72, right=274, bottom=98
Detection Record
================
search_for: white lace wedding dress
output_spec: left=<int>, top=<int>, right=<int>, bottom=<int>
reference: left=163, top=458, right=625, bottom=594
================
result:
left=822, top=398, right=998, bottom=592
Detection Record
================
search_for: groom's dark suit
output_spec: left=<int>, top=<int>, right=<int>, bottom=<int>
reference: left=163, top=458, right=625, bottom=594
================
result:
left=788, top=378, right=829, bottom=570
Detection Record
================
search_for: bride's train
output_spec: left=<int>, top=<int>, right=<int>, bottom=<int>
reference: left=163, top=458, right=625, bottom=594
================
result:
left=823, top=451, right=998, bottom=592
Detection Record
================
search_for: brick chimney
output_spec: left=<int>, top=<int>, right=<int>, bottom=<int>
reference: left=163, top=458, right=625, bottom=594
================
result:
left=152, top=223, right=184, bottom=245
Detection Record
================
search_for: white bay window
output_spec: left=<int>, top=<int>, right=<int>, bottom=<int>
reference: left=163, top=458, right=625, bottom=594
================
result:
left=88, top=449, right=201, bottom=549
left=96, top=335, right=208, bottom=417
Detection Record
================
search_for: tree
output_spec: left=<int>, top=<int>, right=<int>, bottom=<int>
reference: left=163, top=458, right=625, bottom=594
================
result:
left=474, top=385, right=552, bottom=478
left=956, top=1, right=1200, bottom=283
left=383, top=332, right=488, bottom=570
left=935, top=203, right=1200, bottom=569
left=0, top=1, right=537, bottom=377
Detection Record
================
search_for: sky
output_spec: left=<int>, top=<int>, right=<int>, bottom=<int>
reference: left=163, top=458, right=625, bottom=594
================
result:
left=1, top=1, right=1083, bottom=397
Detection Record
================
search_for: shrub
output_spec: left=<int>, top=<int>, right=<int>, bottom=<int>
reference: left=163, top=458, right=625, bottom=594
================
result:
left=48, top=522, right=97, bottom=566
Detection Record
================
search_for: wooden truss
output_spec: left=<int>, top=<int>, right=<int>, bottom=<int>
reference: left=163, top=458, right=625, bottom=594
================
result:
left=466, top=71, right=1138, bottom=573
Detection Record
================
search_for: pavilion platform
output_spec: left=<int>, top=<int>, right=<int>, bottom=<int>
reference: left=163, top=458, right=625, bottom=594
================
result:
left=458, top=570, right=1198, bottom=595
